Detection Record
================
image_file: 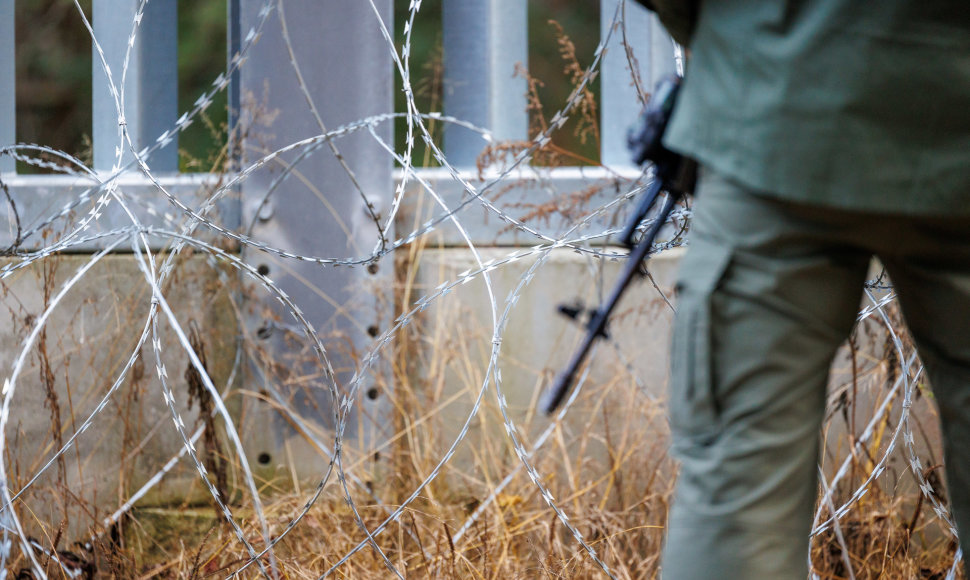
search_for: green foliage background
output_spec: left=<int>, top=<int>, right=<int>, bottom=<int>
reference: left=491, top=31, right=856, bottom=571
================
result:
left=395, top=0, right=602, bottom=165
left=15, top=0, right=228, bottom=172
left=15, top=1, right=600, bottom=172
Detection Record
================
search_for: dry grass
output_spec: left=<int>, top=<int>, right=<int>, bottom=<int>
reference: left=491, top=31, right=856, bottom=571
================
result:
left=2, top=18, right=963, bottom=580
left=2, top=233, right=961, bottom=580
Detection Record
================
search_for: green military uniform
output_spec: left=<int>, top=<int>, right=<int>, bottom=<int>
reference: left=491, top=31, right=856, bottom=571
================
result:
left=658, top=1, right=970, bottom=577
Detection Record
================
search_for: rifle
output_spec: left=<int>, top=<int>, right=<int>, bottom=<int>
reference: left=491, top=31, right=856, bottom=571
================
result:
left=540, top=75, right=696, bottom=414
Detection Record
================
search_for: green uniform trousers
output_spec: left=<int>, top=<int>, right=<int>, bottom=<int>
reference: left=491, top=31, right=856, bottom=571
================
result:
left=661, top=170, right=970, bottom=579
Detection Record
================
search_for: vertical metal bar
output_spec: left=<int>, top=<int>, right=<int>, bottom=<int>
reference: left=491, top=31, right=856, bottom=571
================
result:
left=237, top=0, right=394, bottom=477
left=137, top=0, right=177, bottom=171
left=0, top=0, right=14, bottom=173
left=227, top=0, right=241, bottom=170
left=599, top=0, right=674, bottom=167
left=443, top=0, right=527, bottom=167
left=649, top=7, right=679, bottom=80
left=488, top=0, right=527, bottom=144
left=443, top=0, right=490, bottom=166
left=93, top=0, right=178, bottom=173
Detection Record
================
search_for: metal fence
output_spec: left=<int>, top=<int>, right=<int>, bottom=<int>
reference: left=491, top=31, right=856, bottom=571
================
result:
left=0, top=0, right=675, bottom=446
left=0, top=3, right=959, bottom=579
left=0, top=1, right=686, bottom=575
left=0, top=0, right=674, bottom=174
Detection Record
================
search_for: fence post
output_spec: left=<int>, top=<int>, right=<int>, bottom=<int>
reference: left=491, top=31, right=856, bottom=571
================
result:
left=0, top=0, right=13, bottom=174
left=92, top=0, right=178, bottom=172
left=599, top=0, right=674, bottom=167
left=227, top=0, right=241, bottom=169
left=235, top=0, right=394, bottom=478
left=442, top=0, right=528, bottom=167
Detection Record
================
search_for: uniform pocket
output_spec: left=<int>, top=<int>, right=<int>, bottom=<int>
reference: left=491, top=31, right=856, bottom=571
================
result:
left=669, top=239, right=733, bottom=447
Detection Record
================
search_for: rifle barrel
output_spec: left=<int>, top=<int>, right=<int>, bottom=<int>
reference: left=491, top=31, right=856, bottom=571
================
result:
left=541, top=191, right=679, bottom=414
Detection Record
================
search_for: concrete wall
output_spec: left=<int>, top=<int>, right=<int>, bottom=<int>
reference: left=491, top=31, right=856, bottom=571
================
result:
left=397, top=231, right=943, bottom=506
left=0, top=254, right=238, bottom=537
left=0, top=197, right=948, bottom=550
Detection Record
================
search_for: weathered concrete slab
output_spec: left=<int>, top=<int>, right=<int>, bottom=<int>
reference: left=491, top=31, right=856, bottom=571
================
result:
left=0, top=253, right=237, bottom=539
left=397, top=244, right=681, bottom=490
left=401, top=244, right=946, bottom=510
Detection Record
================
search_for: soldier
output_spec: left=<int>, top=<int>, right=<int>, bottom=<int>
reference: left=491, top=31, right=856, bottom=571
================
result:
left=643, top=0, right=970, bottom=577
